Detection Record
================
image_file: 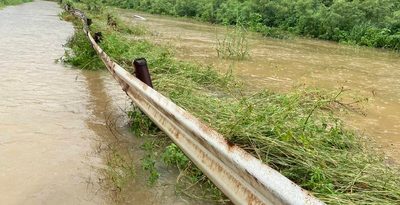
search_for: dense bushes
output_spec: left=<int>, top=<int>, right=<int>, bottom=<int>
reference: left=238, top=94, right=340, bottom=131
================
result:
left=100, top=0, right=400, bottom=50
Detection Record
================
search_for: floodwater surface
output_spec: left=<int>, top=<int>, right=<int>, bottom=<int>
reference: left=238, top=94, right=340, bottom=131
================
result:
left=0, top=1, right=193, bottom=204
left=122, top=11, right=400, bottom=162
left=0, top=1, right=105, bottom=204
left=82, top=71, right=197, bottom=205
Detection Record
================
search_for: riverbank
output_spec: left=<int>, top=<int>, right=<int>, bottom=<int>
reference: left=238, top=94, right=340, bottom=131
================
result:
left=61, top=1, right=400, bottom=204
left=102, top=0, right=400, bottom=51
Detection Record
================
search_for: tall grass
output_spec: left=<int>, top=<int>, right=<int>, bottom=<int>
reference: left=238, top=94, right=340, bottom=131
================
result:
left=0, top=0, right=32, bottom=8
left=62, top=2, right=400, bottom=204
left=216, top=25, right=250, bottom=60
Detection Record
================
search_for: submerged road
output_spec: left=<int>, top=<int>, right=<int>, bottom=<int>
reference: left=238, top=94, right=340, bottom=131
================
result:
left=0, top=2, right=197, bottom=205
left=0, top=1, right=105, bottom=204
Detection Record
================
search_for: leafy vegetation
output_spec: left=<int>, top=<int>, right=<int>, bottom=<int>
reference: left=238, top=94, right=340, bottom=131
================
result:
left=100, top=0, right=400, bottom=51
left=0, top=0, right=32, bottom=8
left=61, top=1, right=400, bottom=204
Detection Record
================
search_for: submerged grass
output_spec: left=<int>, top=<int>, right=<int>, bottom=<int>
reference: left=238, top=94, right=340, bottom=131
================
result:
left=61, top=2, right=400, bottom=204
left=216, top=24, right=250, bottom=60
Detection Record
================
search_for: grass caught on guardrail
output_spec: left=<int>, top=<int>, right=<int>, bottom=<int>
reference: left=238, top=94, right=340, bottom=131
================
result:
left=61, top=1, right=400, bottom=204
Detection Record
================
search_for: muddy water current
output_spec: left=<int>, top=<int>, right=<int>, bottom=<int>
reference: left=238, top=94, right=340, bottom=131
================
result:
left=124, top=11, right=400, bottom=162
left=0, top=1, right=192, bottom=204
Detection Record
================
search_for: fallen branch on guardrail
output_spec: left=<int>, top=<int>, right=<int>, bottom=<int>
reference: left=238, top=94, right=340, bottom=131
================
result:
left=65, top=5, right=324, bottom=205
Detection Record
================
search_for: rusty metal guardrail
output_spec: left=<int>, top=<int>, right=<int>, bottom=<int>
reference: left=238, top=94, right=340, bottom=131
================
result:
left=67, top=7, right=325, bottom=205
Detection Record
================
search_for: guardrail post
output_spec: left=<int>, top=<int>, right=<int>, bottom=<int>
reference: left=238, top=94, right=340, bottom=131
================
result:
left=86, top=18, right=92, bottom=26
left=133, top=58, right=153, bottom=88
left=94, top=32, right=102, bottom=43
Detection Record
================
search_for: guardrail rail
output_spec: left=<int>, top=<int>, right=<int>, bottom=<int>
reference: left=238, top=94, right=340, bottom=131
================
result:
left=67, top=6, right=325, bottom=205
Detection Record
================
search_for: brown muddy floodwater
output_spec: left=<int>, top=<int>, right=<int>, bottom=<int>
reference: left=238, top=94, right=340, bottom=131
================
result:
left=0, top=1, right=105, bottom=204
left=123, top=11, right=400, bottom=162
left=0, top=1, right=193, bottom=205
